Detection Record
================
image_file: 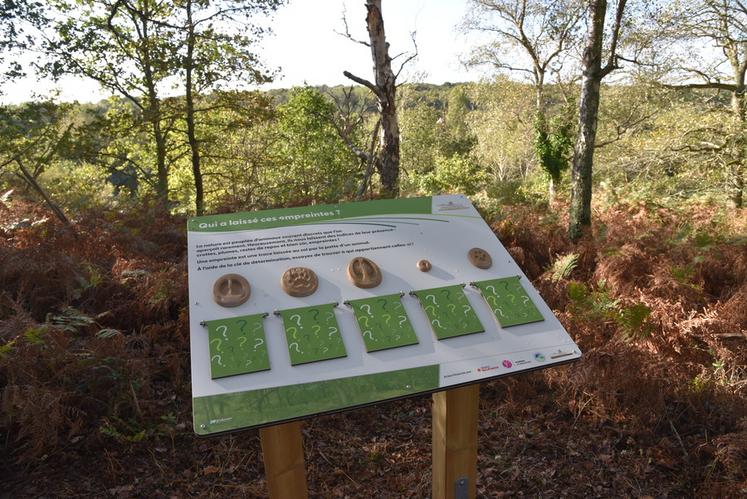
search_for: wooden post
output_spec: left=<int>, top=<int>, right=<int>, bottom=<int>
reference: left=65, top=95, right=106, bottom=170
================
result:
left=432, top=384, right=480, bottom=499
left=259, top=421, right=309, bottom=499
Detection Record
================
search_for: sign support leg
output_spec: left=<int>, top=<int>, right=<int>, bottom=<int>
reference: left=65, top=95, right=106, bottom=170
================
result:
left=259, top=421, right=309, bottom=499
left=432, top=384, right=480, bottom=499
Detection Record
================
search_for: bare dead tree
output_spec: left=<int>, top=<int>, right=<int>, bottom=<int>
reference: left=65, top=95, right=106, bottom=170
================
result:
left=339, top=0, right=417, bottom=198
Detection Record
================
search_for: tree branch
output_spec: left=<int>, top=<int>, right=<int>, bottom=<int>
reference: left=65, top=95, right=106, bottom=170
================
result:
left=343, top=70, right=384, bottom=100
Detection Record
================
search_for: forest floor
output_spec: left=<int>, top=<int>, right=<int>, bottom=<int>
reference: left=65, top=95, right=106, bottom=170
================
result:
left=1, top=196, right=746, bottom=498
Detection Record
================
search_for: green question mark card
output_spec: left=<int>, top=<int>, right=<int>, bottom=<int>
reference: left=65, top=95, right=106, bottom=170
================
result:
left=278, top=303, right=346, bottom=366
left=473, top=276, right=544, bottom=327
left=205, top=314, right=270, bottom=379
left=347, top=294, right=419, bottom=352
left=412, top=285, right=484, bottom=340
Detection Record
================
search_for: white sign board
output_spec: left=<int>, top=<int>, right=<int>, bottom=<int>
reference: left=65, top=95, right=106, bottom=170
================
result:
left=188, top=195, right=580, bottom=435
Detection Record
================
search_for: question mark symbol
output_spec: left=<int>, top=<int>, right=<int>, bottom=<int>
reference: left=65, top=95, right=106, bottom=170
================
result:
left=496, top=308, right=506, bottom=317
left=237, top=320, right=247, bottom=334
left=359, top=316, right=370, bottom=328
left=485, top=285, right=496, bottom=295
left=463, top=305, right=472, bottom=315
left=287, top=326, right=298, bottom=340
left=253, top=338, right=264, bottom=350
left=328, top=326, right=338, bottom=337
left=507, top=294, right=516, bottom=304
left=239, top=336, right=248, bottom=348
left=522, top=296, right=530, bottom=306
left=448, top=304, right=456, bottom=313
left=431, top=319, right=444, bottom=329
left=252, top=322, right=262, bottom=333
left=217, top=325, right=228, bottom=340
left=290, top=314, right=302, bottom=327
left=382, top=313, right=391, bottom=325
left=326, top=311, right=335, bottom=322
left=425, top=305, right=435, bottom=315
left=363, top=330, right=376, bottom=341
left=361, top=304, right=372, bottom=316
left=289, top=342, right=302, bottom=353
left=211, top=354, right=223, bottom=367
left=398, top=315, right=407, bottom=327
left=210, top=338, right=222, bottom=352
left=312, top=324, right=321, bottom=335
left=426, top=294, right=437, bottom=306
left=378, top=298, right=387, bottom=311
left=310, top=309, right=319, bottom=321
left=441, top=289, right=451, bottom=300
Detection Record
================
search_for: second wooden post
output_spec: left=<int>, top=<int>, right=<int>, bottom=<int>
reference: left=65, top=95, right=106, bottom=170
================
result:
left=432, top=384, right=480, bottom=499
left=259, top=421, right=309, bottom=499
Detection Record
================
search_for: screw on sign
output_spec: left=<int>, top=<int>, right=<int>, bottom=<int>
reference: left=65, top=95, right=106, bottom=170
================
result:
left=213, top=274, right=251, bottom=307
left=347, top=257, right=382, bottom=288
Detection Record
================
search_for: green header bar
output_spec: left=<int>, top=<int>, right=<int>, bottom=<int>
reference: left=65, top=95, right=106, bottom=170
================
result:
left=187, top=197, right=433, bottom=233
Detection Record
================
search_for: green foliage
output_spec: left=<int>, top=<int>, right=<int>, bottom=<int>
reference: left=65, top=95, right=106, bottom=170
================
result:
left=415, top=154, right=488, bottom=196
left=616, top=303, right=653, bottom=341
left=49, top=307, right=96, bottom=333
left=533, top=109, right=574, bottom=182
left=262, top=87, right=358, bottom=205
left=23, top=326, right=48, bottom=345
left=548, top=253, right=579, bottom=282
left=568, top=280, right=653, bottom=341
left=41, top=161, right=113, bottom=211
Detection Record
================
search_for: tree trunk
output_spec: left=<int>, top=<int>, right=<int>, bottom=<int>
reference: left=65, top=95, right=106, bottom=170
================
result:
left=152, top=110, right=169, bottom=205
left=728, top=72, right=745, bottom=208
left=548, top=175, right=557, bottom=203
left=138, top=9, right=169, bottom=208
left=569, top=0, right=607, bottom=241
left=16, top=159, right=72, bottom=228
left=366, top=0, right=399, bottom=198
left=185, top=0, right=204, bottom=216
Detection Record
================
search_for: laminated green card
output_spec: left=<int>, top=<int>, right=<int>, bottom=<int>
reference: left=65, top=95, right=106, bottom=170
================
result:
left=347, top=294, right=419, bottom=352
left=412, top=285, right=484, bottom=340
left=473, top=276, right=544, bottom=327
left=277, top=303, right=346, bottom=365
left=205, top=314, right=270, bottom=379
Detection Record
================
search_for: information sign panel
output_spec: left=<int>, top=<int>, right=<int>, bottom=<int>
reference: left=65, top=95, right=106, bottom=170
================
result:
left=188, top=195, right=581, bottom=435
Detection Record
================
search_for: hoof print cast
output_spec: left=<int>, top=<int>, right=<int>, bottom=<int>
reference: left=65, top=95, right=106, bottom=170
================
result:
left=347, top=257, right=382, bottom=289
left=213, top=273, right=251, bottom=307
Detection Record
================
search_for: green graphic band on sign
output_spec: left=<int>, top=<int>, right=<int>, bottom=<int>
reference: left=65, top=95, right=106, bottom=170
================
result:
left=347, top=294, right=419, bottom=352
left=412, top=285, right=484, bottom=340
left=278, top=303, right=346, bottom=365
left=205, top=314, right=270, bottom=379
left=473, top=276, right=545, bottom=327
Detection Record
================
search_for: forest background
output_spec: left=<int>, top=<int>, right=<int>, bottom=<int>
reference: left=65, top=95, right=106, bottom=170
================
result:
left=1, top=0, right=746, bottom=497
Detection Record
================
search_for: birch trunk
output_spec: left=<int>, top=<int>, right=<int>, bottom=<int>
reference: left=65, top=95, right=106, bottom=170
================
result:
left=727, top=66, right=745, bottom=208
left=569, top=0, right=607, bottom=241
left=365, top=0, right=399, bottom=197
